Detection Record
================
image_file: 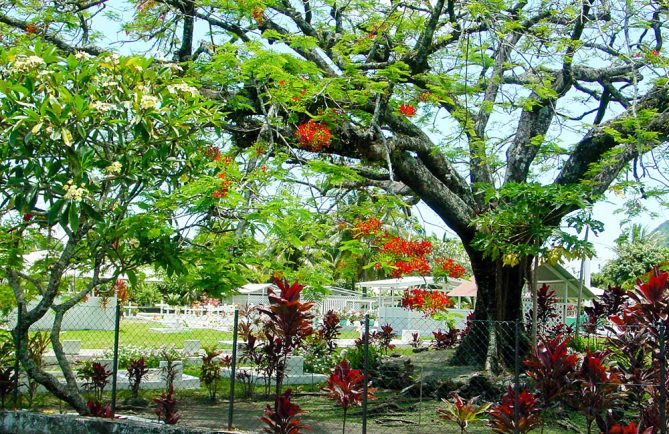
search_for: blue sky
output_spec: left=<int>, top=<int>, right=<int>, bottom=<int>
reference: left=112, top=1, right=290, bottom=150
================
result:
left=416, top=194, right=666, bottom=274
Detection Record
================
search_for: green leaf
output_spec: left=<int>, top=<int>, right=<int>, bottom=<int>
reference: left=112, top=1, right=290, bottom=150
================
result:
left=47, top=199, right=65, bottom=225
left=68, top=203, right=79, bottom=231
left=59, top=202, right=71, bottom=229
left=126, top=269, right=137, bottom=287
left=80, top=202, right=103, bottom=221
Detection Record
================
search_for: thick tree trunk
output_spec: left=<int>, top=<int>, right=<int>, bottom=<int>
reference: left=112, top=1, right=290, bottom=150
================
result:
left=451, top=248, right=530, bottom=370
left=13, top=317, right=89, bottom=414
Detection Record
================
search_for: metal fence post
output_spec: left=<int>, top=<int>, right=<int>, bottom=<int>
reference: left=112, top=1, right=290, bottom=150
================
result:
left=659, top=322, right=667, bottom=434
left=13, top=302, right=22, bottom=409
left=514, top=319, right=521, bottom=434
left=227, top=309, right=239, bottom=431
left=362, top=313, right=370, bottom=434
left=110, top=301, right=121, bottom=417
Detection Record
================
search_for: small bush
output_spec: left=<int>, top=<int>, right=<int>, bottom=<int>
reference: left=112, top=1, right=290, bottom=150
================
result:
left=86, top=400, right=112, bottom=418
left=432, top=328, right=459, bottom=350
left=488, top=387, right=541, bottom=434
left=126, top=357, right=150, bottom=401
left=154, top=385, right=180, bottom=425
left=78, top=361, right=112, bottom=402
left=260, top=389, right=308, bottom=434
left=200, top=347, right=231, bottom=401
left=343, top=344, right=380, bottom=374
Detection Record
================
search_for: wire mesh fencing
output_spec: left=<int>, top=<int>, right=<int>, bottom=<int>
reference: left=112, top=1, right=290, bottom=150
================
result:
left=3, top=301, right=669, bottom=433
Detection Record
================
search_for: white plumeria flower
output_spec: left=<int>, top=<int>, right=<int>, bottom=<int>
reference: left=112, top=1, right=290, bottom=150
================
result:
left=165, top=63, right=183, bottom=72
left=90, top=101, right=116, bottom=113
left=63, top=180, right=88, bottom=202
left=74, top=51, right=92, bottom=60
left=11, top=56, right=46, bottom=73
left=37, top=70, right=52, bottom=79
left=105, top=161, right=123, bottom=174
left=167, top=82, right=199, bottom=97
left=140, top=95, right=160, bottom=110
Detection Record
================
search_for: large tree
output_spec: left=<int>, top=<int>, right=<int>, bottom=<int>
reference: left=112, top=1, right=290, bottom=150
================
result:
left=3, top=0, right=669, bottom=365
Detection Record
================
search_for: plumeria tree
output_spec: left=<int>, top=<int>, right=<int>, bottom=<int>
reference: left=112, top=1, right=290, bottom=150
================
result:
left=0, top=43, right=216, bottom=414
left=3, top=0, right=669, bottom=367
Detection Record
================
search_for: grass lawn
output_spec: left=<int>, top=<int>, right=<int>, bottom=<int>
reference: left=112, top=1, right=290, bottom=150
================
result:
left=58, top=320, right=233, bottom=350
left=54, top=321, right=362, bottom=350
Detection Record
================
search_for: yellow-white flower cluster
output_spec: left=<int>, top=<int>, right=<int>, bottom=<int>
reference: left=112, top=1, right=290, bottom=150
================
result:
left=100, top=80, right=120, bottom=88
left=167, top=83, right=199, bottom=97
left=63, top=180, right=88, bottom=202
left=105, top=161, right=123, bottom=174
left=12, top=56, right=46, bottom=73
left=74, top=51, right=92, bottom=60
left=140, top=95, right=160, bottom=110
left=90, top=101, right=117, bottom=113
left=105, top=53, right=121, bottom=66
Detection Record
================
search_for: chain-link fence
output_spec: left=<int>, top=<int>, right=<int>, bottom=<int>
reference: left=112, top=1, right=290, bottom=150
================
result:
left=3, top=301, right=669, bottom=433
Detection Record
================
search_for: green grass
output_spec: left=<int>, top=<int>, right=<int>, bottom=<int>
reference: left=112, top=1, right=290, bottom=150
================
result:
left=58, top=320, right=234, bottom=350
left=54, top=322, right=361, bottom=351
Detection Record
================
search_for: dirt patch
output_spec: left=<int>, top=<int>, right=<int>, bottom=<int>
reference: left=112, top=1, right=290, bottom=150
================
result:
left=384, top=349, right=480, bottom=381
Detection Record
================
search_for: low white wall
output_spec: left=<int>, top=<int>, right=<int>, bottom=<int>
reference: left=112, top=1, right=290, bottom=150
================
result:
left=377, top=306, right=473, bottom=336
left=7, top=296, right=117, bottom=331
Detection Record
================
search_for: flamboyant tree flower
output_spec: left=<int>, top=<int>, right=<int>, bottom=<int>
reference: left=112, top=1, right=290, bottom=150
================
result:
left=294, top=120, right=332, bottom=151
left=398, top=103, right=417, bottom=116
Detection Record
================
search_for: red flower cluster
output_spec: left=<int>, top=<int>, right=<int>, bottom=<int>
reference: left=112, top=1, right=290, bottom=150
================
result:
left=418, top=91, right=435, bottom=102
left=391, top=256, right=431, bottom=277
left=398, top=104, right=417, bottom=116
left=381, top=237, right=432, bottom=257
left=352, top=217, right=382, bottom=237
left=205, top=146, right=221, bottom=161
left=114, top=278, right=129, bottom=304
left=295, top=120, right=332, bottom=151
left=401, top=288, right=454, bottom=316
left=435, top=258, right=466, bottom=278
left=252, top=6, right=264, bottom=25
left=25, top=23, right=39, bottom=35
left=213, top=172, right=232, bottom=198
